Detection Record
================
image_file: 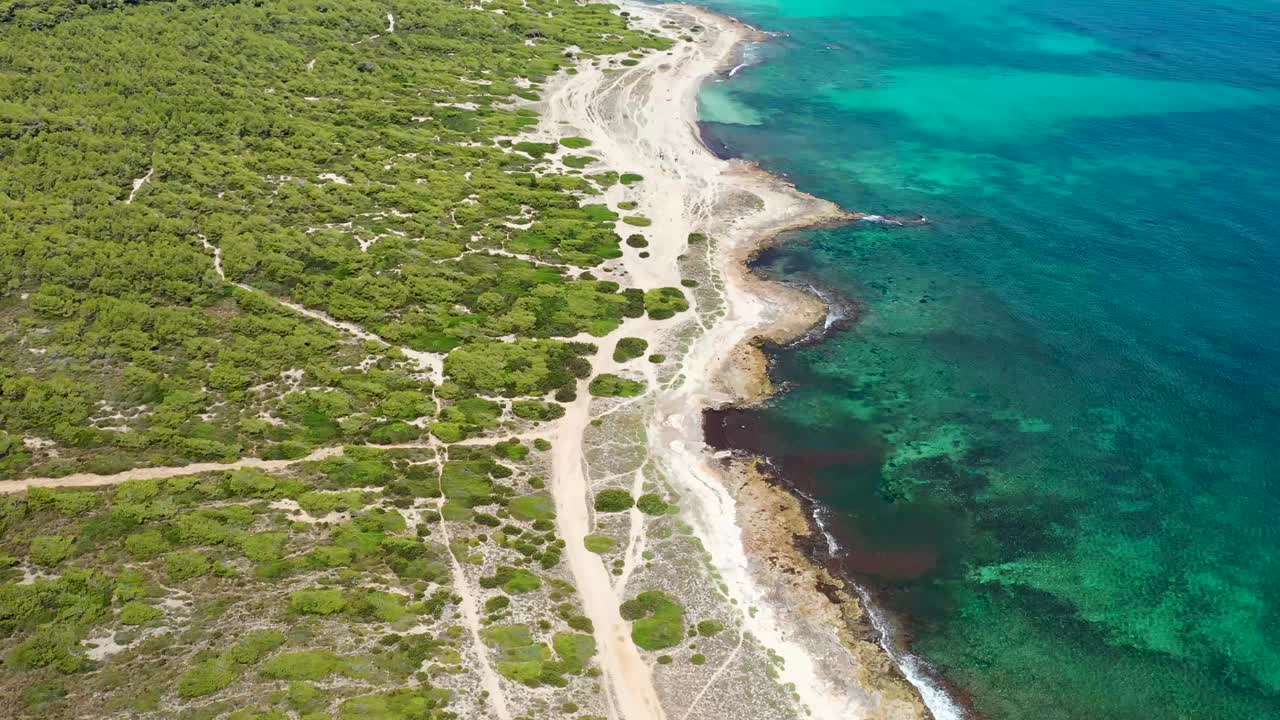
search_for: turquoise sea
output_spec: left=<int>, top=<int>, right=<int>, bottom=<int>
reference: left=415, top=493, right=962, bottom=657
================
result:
left=694, top=0, right=1280, bottom=718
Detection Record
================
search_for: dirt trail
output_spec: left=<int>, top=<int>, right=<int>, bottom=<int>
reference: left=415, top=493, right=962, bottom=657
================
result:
left=552, top=397, right=666, bottom=720
left=538, top=6, right=748, bottom=719
left=0, top=446, right=344, bottom=495
left=126, top=166, right=154, bottom=204
left=429, top=446, right=513, bottom=720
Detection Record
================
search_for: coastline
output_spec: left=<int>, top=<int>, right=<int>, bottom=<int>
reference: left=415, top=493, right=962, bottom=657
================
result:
left=548, top=2, right=939, bottom=717
left=662, top=8, right=970, bottom=718
left=0, top=3, right=948, bottom=717
left=653, top=13, right=950, bottom=720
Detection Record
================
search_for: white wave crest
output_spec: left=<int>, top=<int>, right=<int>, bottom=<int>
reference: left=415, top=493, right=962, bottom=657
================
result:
left=853, top=584, right=968, bottom=720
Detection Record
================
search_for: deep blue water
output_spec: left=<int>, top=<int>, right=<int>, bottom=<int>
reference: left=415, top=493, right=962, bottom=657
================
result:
left=694, top=0, right=1280, bottom=717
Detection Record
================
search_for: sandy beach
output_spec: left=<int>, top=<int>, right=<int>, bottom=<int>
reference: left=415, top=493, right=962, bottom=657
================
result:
left=539, top=3, right=933, bottom=718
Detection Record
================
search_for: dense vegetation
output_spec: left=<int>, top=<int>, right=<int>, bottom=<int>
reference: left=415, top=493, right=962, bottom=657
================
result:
left=0, top=439, right=607, bottom=717
left=0, top=0, right=672, bottom=479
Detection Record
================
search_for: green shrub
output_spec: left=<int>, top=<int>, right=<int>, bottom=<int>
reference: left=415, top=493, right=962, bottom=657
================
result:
left=588, top=374, right=644, bottom=398
left=479, top=566, right=542, bottom=594
left=647, top=354, right=666, bottom=364
left=178, top=658, right=237, bottom=698
left=307, top=545, right=354, bottom=568
left=696, top=620, right=724, bottom=637
left=644, top=288, right=690, bottom=320
left=511, top=400, right=565, bottom=422
left=289, top=589, right=347, bottom=615
left=619, top=591, right=684, bottom=651
left=617, top=201, right=638, bottom=210
left=286, top=681, right=325, bottom=714
left=513, top=141, right=557, bottom=158
left=29, top=535, right=75, bottom=567
left=560, top=136, right=593, bottom=149
left=338, top=687, right=452, bottom=719
left=583, top=534, right=615, bottom=554
left=622, top=216, right=651, bottom=227
left=8, top=625, right=88, bottom=673
left=125, top=530, right=171, bottom=560
left=120, top=601, right=163, bottom=625
left=612, top=337, right=648, bottom=362
left=261, top=651, right=348, bottom=681
left=239, top=532, right=288, bottom=562
left=166, top=551, right=212, bottom=581
left=21, top=681, right=66, bottom=708
left=509, top=493, right=556, bottom=522
left=636, top=493, right=670, bottom=515
left=593, top=489, right=634, bottom=513
left=621, top=173, right=645, bottom=185
left=552, top=632, right=596, bottom=673
left=562, top=154, right=597, bottom=169
left=625, top=234, right=648, bottom=248
left=297, top=490, right=363, bottom=516
left=28, top=489, right=99, bottom=516
left=690, top=653, right=706, bottom=665
left=227, top=630, right=287, bottom=665
left=345, top=590, right=408, bottom=623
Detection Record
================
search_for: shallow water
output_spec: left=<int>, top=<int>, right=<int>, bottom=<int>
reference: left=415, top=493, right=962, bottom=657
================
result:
left=694, top=0, right=1280, bottom=717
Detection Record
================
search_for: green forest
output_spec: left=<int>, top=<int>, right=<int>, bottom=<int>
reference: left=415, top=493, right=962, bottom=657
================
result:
left=0, top=0, right=676, bottom=478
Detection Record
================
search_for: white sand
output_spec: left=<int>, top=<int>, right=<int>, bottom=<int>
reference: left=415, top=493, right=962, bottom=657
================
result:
left=536, top=3, right=898, bottom=718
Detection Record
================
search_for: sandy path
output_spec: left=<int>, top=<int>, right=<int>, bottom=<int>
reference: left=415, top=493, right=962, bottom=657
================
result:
left=553, top=396, right=667, bottom=720
left=539, top=6, right=756, bottom=720
left=0, top=445, right=344, bottom=495
left=126, top=166, right=154, bottom=204
left=429, top=447, right=513, bottom=720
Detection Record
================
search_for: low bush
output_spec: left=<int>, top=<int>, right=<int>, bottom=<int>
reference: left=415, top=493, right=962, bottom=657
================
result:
left=290, top=589, right=347, bottom=615
left=583, top=534, right=615, bottom=553
left=644, top=288, right=689, bottom=320
left=29, top=535, right=75, bottom=567
left=636, top=493, right=670, bottom=515
left=612, top=337, right=648, bottom=362
left=593, top=489, right=634, bottom=513
left=166, top=551, right=212, bottom=581
left=619, top=591, right=684, bottom=651
left=261, top=651, right=348, bottom=681
left=120, top=601, right=162, bottom=625
left=479, top=565, right=542, bottom=594
left=696, top=620, right=725, bottom=637
left=511, top=400, right=565, bottom=422
left=588, top=374, right=644, bottom=398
